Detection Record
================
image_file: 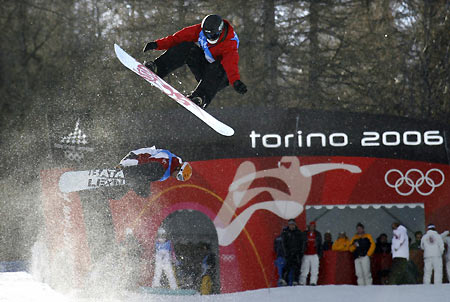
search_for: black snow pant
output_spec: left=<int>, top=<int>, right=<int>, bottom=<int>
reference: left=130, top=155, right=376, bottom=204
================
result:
left=122, top=162, right=165, bottom=197
left=283, top=254, right=301, bottom=284
left=153, top=42, right=229, bottom=107
left=388, top=257, right=416, bottom=285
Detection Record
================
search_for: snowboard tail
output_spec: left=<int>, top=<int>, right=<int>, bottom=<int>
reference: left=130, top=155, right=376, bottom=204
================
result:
left=114, top=44, right=234, bottom=136
left=58, top=168, right=151, bottom=198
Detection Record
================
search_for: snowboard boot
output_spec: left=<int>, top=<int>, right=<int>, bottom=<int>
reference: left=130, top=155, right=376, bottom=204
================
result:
left=144, top=60, right=158, bottom=73
left=187, top=94, right=207, bottom=109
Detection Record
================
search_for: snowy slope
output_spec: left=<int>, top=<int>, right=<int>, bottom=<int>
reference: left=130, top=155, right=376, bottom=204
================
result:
left=1, top=272, right=449, bottom=302
left=0, top=272, right=71, bottom=302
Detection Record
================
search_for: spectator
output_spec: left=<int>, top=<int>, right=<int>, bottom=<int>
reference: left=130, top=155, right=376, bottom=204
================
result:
left=281, top=219, right=305, bottom=286
left=373, top=233, right=391, bottom=285
left=375, top=233, right=391, bottom=254
left=200, top=243, right=215, bottom=295
left=332, top=232, right=351, bottom=252
left=274, top=230, right=287, bottom=286
left=443, top=231, right=450, bottom=282
left=410, top=231, right=423, bottom=250
left=349, top=222, right=376, bottom=285
left=389, top=223, right=414, bottom=285
left=409, top=231, right=425, bottom=284
left=322, top=232, right=333, bottom=251
left=152, top=228, right=178, bottom=289
left=300, top=221, right=322, bottom=286
left=421, top=224, right=445, bottom=284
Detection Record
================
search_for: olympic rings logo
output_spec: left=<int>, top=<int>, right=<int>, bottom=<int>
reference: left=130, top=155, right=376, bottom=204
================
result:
left=385, top=169, right=445, bottom=196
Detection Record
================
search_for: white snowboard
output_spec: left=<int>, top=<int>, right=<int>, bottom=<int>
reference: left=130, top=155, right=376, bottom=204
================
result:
left=114, top=44, right=234, bottom=137
left=59, top=169, right=126, bottom=193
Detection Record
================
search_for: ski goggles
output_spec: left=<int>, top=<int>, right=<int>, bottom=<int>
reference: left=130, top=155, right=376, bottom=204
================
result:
left=204, top=30, right=221, bottom=41
left=176, top=162, right=192, bottom=182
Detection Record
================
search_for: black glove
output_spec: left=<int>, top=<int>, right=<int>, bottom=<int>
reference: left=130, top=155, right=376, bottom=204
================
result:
left=143, top=41, right=158, bottom=52
left=233, top=80, right=247, bottom=94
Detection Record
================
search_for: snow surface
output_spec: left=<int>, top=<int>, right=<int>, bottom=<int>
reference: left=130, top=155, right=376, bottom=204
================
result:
left=1, top=272, right=449, bottom=302
left=0, top=272, right=70, bottom=302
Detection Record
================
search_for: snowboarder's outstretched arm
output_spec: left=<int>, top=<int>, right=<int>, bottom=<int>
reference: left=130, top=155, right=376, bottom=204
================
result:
left=143, top=24, right=200, bottom=52
left=220, top=40, right=246, bottom=93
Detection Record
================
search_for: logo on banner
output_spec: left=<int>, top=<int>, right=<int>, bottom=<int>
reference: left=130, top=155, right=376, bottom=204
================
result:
left=54, top=119, right=94, bottom=162
left=221, top=254, right=236, bottom=262
left=385, top=168, right=445, bottom=196
left=87, top=169, right=126, bottom=188
left=249, top=130, right=444, bottom=149
left=214, top=157, right=362, bottom=246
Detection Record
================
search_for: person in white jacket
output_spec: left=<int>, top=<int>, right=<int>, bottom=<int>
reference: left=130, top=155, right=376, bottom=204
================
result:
left=421, top=224, right=445, bottom=284
left=442, top=231, right=450, bottom=282
left=152, top=228, right=178, bottom=289
left=392, top=223, right=409, bottom=259
left=389, top=223, right=412, bottom=284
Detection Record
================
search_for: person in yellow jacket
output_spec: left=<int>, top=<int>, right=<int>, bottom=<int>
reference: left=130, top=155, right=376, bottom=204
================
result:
left=348, top=223, right=376, bottom=285
left=200, top=243, right=216, bottom=295
left=332, top=232, right=351, bottom=252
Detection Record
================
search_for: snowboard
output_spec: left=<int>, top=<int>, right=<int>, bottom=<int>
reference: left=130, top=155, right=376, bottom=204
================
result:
left=59, top=168, right=152, bottom=197
left=114, top=44, right=234, bottom=137
left=59, top=169, right=126, bottom=193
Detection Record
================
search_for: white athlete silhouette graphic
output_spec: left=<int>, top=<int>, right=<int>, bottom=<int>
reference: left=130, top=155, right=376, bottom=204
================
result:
left=214, top=156, right=361, bottom=246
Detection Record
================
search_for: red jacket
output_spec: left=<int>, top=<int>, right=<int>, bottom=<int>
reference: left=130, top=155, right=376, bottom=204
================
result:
left=305, top=231, right=318, bottom=255
left=155, top=20, right=241, bottom=85
left=135, top=152, right=182, bottom=176
left=120, top=147, right=183, bottom=176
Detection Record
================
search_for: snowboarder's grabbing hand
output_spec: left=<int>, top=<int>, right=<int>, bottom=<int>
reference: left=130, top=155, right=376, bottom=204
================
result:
left=142, top=14, right=247, bottom=109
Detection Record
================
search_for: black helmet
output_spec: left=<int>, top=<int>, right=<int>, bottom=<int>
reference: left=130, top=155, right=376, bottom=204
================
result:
left=201, top=15, right=224, bottom=43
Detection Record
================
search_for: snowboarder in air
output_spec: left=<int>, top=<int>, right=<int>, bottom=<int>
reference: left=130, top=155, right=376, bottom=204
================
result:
left=142, top=14, right=247, bottom=109
left=117, top=146, right=192, bottom=196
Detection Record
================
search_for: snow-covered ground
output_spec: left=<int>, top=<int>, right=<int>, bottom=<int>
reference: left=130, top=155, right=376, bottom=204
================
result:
left=1, top=272, right=449, bottom=302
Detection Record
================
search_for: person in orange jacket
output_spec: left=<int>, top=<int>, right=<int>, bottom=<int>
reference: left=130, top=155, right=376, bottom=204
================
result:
left=332, top=232, right=351, bottom=252
left=349, top=223, right=376, bottom=285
